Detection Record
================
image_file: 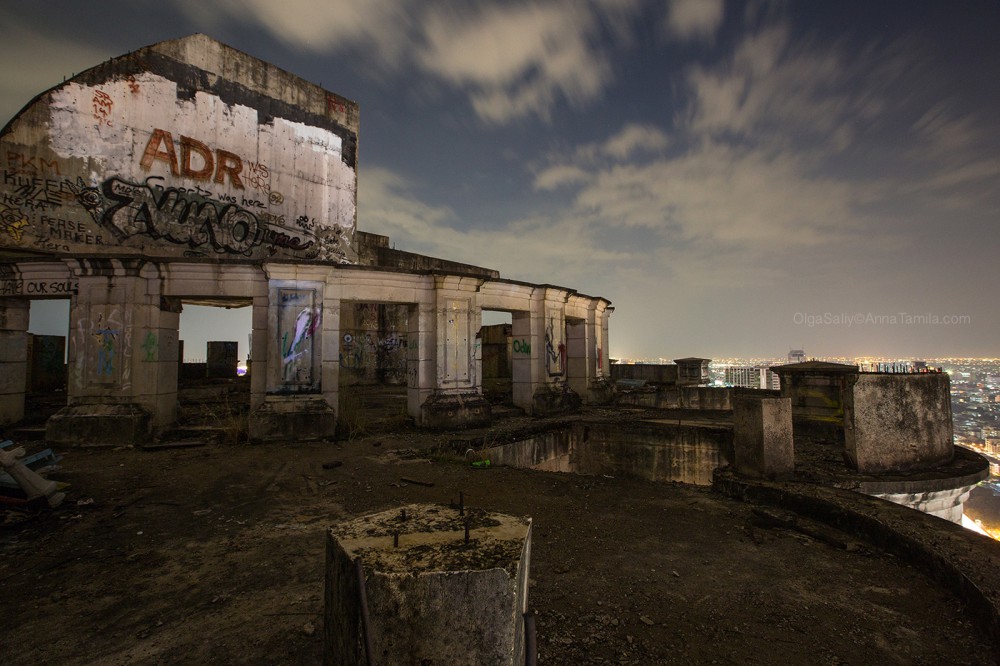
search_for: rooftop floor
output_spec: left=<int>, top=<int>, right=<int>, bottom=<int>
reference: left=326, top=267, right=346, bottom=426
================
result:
left=1, top=402, right=994, bottom=664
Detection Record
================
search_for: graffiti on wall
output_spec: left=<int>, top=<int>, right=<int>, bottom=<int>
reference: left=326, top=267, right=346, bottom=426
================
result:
left=92, top=90, right=114, bottom=127
left=512, top=339, right=531, bottom=354
left=142, top=332, right=158, bottom=362
left=94, top=314, right=119, bottom=377
left=339, top=303, right=408, bottom=385
left=544, top=318, right=566, bottom=378
left=73, top=307, right=131, bottom=389
left=68, top=175, right=325, bottom=257
left=1, top=72, right=359, bottom=264
left=277, top=289, right=320, bottom=388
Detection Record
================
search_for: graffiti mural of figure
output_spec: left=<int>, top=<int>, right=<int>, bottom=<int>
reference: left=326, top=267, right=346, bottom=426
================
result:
left=94, top=314, right=120, bottom=377
left=281, top=307, right=321, bottom=381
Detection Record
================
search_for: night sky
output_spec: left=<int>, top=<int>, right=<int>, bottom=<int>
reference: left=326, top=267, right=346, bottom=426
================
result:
left=3, top=1, right=999, bottom=360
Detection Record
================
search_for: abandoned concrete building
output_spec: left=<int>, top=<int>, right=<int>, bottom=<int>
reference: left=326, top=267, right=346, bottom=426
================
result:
left=5, top=34, right=1000, bottom=665
left=0, top=34, right=612, bottom=446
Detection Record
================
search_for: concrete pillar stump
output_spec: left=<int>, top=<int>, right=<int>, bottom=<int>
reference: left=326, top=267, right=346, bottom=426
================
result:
left=325, top=503, right=532, bottom=665
left=733, top=396, right=794, bottom=479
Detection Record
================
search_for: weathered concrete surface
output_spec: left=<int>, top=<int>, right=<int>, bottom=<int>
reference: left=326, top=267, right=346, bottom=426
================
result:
left=45, top=403, right=151, bottom=447
left=840, top=446, right=990, bottom=523
left=714, top=467, right=1000, bottom=649
left=0, top=34, right=359, bottom=265
left=0, top=34, right=614, bottom=440
left=325, top=503, right=531, bottom=666
left=773, top=361, right=858, bottom=435
left=531, top=384, right=582, bottom=417
left=478, top=420, right=733, bottom=486
left=248, top=396, right=335, bottom=443
left=611, top=363, right=679, bottom=385
left=420, top=392, right=492, bottom=429
left=733, top=396, right=794, bottom=479
left=615, top=385, right=733, bottom=410
left=843, top=372, right=954, bottom=473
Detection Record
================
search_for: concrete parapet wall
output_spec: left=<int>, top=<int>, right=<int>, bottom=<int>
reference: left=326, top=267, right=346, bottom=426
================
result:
left=713, top=469, right=1000, bottom=649
left=843, top=373, right=954, bottom=473
left=733, top=396, right=793, bottom=479
left=615, top=386, right=733, bottom=410
left=611, top=364, right=678, bottom=385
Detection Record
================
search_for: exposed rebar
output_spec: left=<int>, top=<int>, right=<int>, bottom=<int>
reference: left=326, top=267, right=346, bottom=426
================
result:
left=354, top=558, right=375, bottom=666
left=524, top=611, right=537, bottom=666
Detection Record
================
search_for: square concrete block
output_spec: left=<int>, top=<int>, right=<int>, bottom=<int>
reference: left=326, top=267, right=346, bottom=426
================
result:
left=843, top=373, right=954, bottom=473
left=325, top=503, right=531, bottom=665
left=733, top=396, right=794, bottom=479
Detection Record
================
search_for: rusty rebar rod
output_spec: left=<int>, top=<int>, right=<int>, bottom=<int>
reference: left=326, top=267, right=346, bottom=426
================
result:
left=354, top=558, right=375, bottom=666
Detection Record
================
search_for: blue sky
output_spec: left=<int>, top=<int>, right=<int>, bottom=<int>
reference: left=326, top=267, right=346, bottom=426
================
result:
left=4, top=0, right=1000, bottom=359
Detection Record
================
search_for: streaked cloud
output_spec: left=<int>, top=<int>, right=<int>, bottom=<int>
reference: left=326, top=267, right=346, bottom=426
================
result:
left=0, top=16, right=112, bottom=125
left=418, top=3, right=615, bottom=124
left=177, top=0, right=417, bottom=65
left=665, top=0, right=724, bottom=41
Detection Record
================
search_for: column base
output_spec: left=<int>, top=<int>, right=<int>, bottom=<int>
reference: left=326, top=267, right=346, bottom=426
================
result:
left=531, top=384, right=581, bottom=417
left=586, top=379, right=615, bottom=405
left=420, top=392, right=491, bottom=429
left=46, top=403, right=152, bottom=448
left=249, top=396, right=336, bottom=443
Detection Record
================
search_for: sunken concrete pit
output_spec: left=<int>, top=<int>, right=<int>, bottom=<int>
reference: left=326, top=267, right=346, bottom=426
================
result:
left=324, top=503, right=531, bottom=665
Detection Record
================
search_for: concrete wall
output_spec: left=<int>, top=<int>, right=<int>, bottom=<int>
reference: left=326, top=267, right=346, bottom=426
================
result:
left=843, top=373, right=955, bottom=473
left=0, top=35, right=614, bottom=442
left=615, top=386, right=735, bottom=411
left=0, top=34, right=358, bottom=265
left=480, top=421, right=732, bottom=486
left=611, top=363, right=679, bottom=385
left=338, top=303, right=408, bottom=386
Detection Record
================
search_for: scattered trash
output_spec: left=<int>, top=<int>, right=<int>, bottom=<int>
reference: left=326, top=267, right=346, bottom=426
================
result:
left=0, top=441, right=65, bottom=508
left=193, top=509, right=212, bottom=516
left=322, top=461, right=343, bottom=470
left=400, top=477, right=434, bottom=487
left=76, top=498, right=95, bottom=506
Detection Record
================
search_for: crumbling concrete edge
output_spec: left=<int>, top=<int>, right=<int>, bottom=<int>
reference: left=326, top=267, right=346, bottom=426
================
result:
left=713, top=467, right=1000, bottom=649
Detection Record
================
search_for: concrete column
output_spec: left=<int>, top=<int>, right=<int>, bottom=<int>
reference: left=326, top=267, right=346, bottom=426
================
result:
left=407, top=300, right=435, bottom=421
left=249, top=265, right=335, bottom=443
left=48, top=260, right=160, bottom=446
left=147, top=295, right=180, bottom=430
left=250, top=290, right=269, bottom=410
left=510, top=310, right=537, bottom=413
left=325, top=503, right=532, bottom=665
left=420, top=276, right=490, bottom=428
left=529, top=288, right=579, bottom=416
left=596, top=301, right=612, bottom=381
left=0, top=298, right=29, bottom=426
left=733, top=395, right=794, bottom=479
left=320, top=294, right=341, bottom=424
left=565, top=317, right=588, bottom=397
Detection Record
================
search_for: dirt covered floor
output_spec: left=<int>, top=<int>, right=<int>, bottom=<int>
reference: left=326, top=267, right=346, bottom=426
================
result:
left=1, top=408, right=993, bottom=665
